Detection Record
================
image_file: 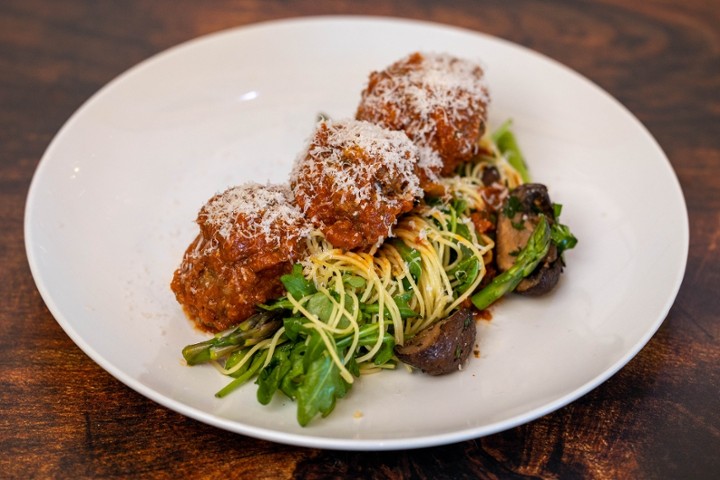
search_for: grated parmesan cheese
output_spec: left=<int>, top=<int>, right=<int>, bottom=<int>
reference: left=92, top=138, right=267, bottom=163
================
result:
left=291, top=118, right=423, bottom=210
left=289, top=118, right=426, bottom=250
left=198, top=183, right=311, bottom=248
left=357, top=52, right=490, bottom=173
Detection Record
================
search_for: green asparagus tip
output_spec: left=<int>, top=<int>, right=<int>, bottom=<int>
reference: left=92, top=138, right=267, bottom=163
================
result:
left=471, top=215, right=550, bottom=310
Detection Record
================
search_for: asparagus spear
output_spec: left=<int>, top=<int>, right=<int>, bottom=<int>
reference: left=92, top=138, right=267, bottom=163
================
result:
left=182, top=310, right=283, bottom=366
left=471, top=215, right=551, bottom=310
left=492, top=120, right=531, bottom=183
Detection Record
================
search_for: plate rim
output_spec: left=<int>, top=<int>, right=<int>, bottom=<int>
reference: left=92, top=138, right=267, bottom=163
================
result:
left=24, top=15, right=689, bottom=450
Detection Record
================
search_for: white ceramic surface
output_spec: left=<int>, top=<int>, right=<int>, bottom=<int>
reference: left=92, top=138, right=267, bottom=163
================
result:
left=25, top=16, right=688, bottom=450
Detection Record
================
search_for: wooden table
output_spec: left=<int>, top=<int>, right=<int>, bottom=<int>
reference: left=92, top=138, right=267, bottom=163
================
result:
left=2, top=1, right=718, bottom=478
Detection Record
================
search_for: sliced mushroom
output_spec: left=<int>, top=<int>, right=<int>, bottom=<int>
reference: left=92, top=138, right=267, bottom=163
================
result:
left=395, top=308, right=475, bottom=375
left=496, top=183, right=563, bottom=296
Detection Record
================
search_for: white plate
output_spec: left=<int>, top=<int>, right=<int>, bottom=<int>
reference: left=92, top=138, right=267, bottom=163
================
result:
left=25, top=16, right=688, bottom=450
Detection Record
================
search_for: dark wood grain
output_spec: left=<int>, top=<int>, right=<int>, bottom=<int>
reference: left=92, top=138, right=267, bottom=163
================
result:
left=1, top=0, right=718, bottom=478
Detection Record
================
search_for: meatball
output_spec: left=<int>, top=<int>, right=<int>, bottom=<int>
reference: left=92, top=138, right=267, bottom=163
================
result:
left=356, top=52, right=490, bottom=177
left=290, top=119, right=423, bottom=251
left=171, top=183, right=310, bottom=332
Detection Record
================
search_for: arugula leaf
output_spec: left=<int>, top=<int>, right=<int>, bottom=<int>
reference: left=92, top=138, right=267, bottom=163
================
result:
left=449, top=256, right=481, bottom=294
left=335, top=324, right=396, bottom=366
left=255, top=346, right=292, bottom=404
left=336, top=324, right=378, bottom=349
left=373, top=335, right=396, bottom=366
left=279, top=342, right=307, bottom=400
left=343, top=274, right=366, bottom=290
left=451, top=198, right=468, bottom=216
left=258, top=297, right=294, bottom=311
left=454, top=221, right=473, bottom=242
left=283, top=317, right=310, bottom=341
left=447, top=201, right=460, bottom=233
left=549, top=203, right=578, bottom=256
left=392, top=240, right=422, bottom=281
left=551, top=222, right=578, bottom=256
left=362, top=293, right=418, bottom=319
left=425, top=196, right=444, bottom=207
left=346, top=356, right=360, bottom=377
left=303, top=330, right=327, bottom=371
left=392, top=292, right=417, bottom=318
left=305, top=293, right=335, bottom=324
left=251, top=330, right=352, bottom=427
left=281, top=264, right=316, bottom=299
left=295, top=352, right=351, bottom=426
left=304, top=292, right=357, bottom=329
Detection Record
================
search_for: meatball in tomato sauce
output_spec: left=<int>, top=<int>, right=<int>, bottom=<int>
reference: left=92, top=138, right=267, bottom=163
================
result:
left=356, top=52, right=490, bottom=177
left=171, top=183, right=310, bottom=332
left=290, top=119, right=423, bottom=251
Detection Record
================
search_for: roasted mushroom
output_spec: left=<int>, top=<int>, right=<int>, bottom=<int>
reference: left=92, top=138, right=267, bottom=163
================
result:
left=496, top=183, right=563, bottom=296
left=395, top=308, right=476, bottom=375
